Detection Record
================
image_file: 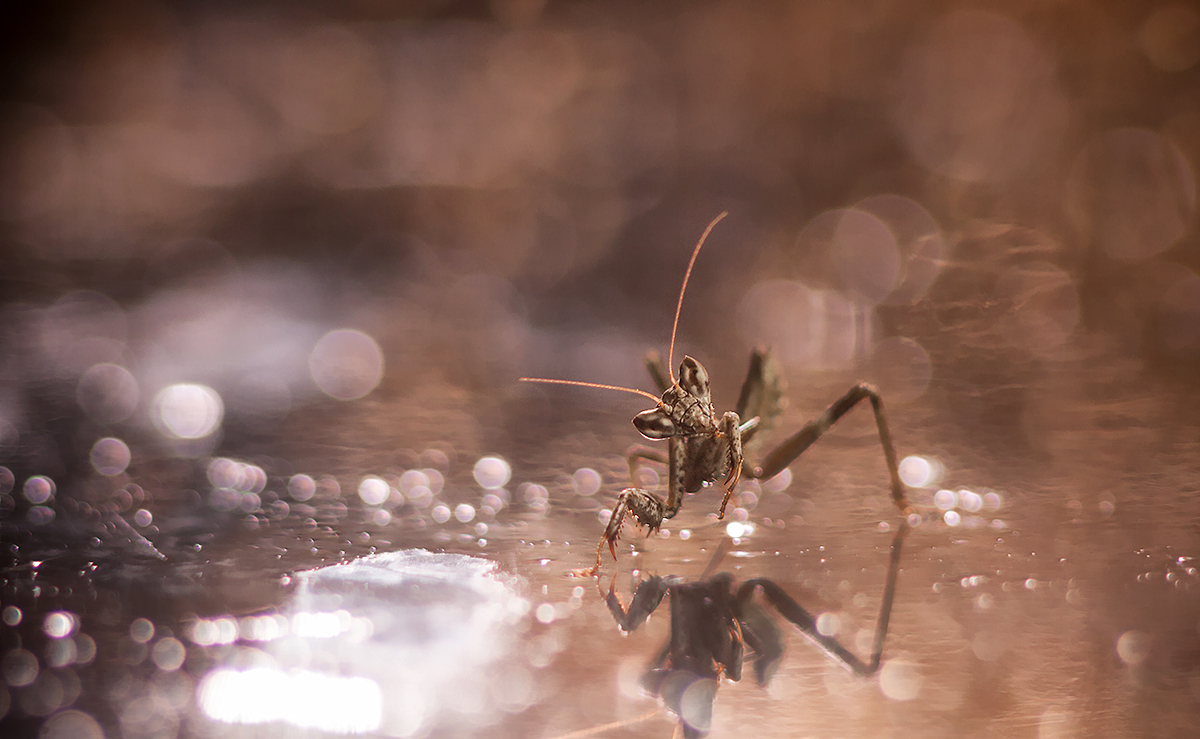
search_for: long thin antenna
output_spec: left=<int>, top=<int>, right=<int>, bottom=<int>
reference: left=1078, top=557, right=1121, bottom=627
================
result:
left=541, top=709, right=661, bottom=739
left=519, top=377, right=660, bottom=403
left=667, top=211, right=729, bottom=382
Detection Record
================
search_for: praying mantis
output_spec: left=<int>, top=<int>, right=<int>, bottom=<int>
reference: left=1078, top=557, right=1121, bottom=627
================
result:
left=522, top=212, right=914, bottom=576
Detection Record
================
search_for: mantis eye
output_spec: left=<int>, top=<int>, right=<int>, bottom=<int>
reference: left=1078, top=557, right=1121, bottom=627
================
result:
left=634, top=408, right=676, bottom=439
left=678, top=356, right=711, bottom=402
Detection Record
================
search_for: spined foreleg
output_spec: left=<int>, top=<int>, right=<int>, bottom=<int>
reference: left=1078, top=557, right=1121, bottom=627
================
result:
left=575, top=487, right=666, bottom=577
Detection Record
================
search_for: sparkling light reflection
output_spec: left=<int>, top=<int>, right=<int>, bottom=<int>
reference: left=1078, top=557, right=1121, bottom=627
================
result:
left=572, top=467, right=601, bottom=496
left=473, top=456, right=512, bottom=489
left=198, top=668, right=382, bottom=733
left=23, top=476, right=55, bottom=504
left=90, top=437, right=131, bottom=476
left=816, top=612, right=841, bottom=637
left=737, top=279, right=875, bottom=370
left=309, top=329, right=384, bottom=401
left=898, top=455, right=936, bottom=488
left=357, top=476, right=390, bottom=506
left=152, top=383, right=224, bottom=439
left=291, top=610, right=365, bottom=639
left=288, top=474, right=317, bottom=501
left=189, top=618, right=239, bottom=647
left=879, top=659, right=923, bottom=701
left=724, top=521, right=755, bottom=538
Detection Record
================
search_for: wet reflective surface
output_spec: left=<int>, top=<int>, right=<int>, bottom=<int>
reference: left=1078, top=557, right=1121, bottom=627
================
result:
left=4, top=336, right=1200, bottom=738
left=3, top=2, right=1200, bottom=738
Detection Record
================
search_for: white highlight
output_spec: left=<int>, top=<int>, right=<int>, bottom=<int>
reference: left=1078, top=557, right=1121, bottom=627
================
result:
left=816, top=612, right=840, bottom=637
left=189, top=617, right=239, bottom=646
left=43, top=611, right=78, bottom=639
left=879, top=659, right=923, bottom=701
left=288, top=474, right=317, bottom=502
left=153, top=383, right=224, bottom=439
left=958, top=489, right=984, bottom=512
left=933, top=489, right=957, bottom=510
left=198, top=668, right=382, bottom=734
left=292, top=610, right=354, bottom=639
left=431, top=505, right=451, bottom=524
left=473, top=456, right=512, bottom=489
left=898, top=455, right=936, bottom=488
left=357, top=476, right=390, bottom=506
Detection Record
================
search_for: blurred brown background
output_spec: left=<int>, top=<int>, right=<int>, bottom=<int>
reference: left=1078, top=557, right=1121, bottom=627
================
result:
left=2, top=0, right=1198, bottom=468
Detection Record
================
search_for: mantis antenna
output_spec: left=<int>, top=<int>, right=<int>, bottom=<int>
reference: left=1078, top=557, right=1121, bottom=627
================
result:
left=666, top=211, right=729, bottom=383
left=521, top=211, right=729, bottom=399
left=518, top=377, right=660, bottom=404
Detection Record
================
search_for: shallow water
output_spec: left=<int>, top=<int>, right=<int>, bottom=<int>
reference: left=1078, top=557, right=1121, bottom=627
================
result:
left=4, top=342, right=1200, bottom=739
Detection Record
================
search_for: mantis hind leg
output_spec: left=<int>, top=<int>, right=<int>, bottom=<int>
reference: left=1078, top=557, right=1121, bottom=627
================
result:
left=627, top=444, right=668, bottom=487
left=734, top=348, right=786, bottom=451
left=753, top=382, right=913, bottom=515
